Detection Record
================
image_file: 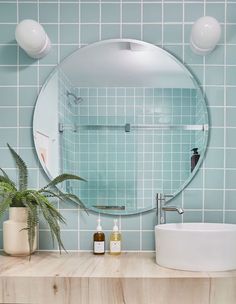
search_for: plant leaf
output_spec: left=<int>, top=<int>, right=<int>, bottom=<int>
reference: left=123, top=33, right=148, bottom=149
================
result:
left=24, top=200, right=38, bottom=256
left=0, top=194, right=13, bottom=218
left=7, top=144, right=28, bottom=191
left=0, top=181, right=16, bottom=193
left=28, top=191, right=66, bottom=253
left=0, top=168, right=16, bottom=189
left=39, top=173, right=86, bottom=191
left=39, top=189, right=87, bottom=213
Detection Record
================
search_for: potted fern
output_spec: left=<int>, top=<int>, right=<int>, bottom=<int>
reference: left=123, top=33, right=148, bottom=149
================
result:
left=0, top=144, right=86, bottom=256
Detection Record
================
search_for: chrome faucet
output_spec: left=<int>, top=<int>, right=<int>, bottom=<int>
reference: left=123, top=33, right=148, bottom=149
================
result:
left=156, top=193, right=184, bottom=225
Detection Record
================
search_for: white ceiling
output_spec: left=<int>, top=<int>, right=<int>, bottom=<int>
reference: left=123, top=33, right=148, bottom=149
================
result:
left=60, top=40, right=195, bottom=88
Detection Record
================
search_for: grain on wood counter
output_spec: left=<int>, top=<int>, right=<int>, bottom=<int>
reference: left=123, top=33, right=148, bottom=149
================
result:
left=0, top=252, right=235, bottom=304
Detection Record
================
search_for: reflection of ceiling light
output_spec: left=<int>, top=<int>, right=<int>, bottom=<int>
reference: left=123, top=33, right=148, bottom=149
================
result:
left=15, top=19, right=51, bottom=59
left=190, top=16, right=221, bottom=56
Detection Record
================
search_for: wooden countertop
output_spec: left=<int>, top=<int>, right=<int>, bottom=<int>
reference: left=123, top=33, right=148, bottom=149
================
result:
left=0, top=251, right=235, bottom=279
left=1, top=252, right=236, bottom=303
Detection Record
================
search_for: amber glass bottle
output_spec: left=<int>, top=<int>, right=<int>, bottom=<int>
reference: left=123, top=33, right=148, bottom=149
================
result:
left=93, top=219, right=105, bottom=255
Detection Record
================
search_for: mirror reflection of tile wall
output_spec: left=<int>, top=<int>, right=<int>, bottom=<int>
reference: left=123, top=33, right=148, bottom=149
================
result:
left=59, top=85, right=203, bottom=211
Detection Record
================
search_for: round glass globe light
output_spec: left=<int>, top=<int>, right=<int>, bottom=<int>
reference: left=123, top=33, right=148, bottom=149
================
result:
left=190, top=16, right=221, bottom=55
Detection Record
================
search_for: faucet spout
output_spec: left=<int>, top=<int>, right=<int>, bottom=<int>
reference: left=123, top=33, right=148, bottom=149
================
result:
left=162, top=206, right=184, bottom=215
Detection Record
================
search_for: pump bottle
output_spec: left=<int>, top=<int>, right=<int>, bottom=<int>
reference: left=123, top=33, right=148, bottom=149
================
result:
left=93, top=218, right=105, bottom=255
left=191, top=148, right=200, bottom=172
left=109, top=219, right=121, bottom=255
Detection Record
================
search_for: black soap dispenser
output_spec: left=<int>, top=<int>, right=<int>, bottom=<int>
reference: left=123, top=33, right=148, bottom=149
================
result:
left=191, top=148, right=200, bottom=172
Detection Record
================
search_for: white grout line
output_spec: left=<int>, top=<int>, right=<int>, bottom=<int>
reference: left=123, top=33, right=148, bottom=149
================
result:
left=223, top=0, right=227, bottom=223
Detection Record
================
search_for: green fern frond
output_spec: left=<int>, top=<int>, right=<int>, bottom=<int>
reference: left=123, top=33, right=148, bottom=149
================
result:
left=23, top=201, right=38, bottom=256
left=0, top=176, right=16, bottom=190
left=7, top=144, right=28, bottom=191
left=39, top=173, right=86, bottom=191
left=28, top=192, right=66, bottom=252
left=0, top=168, right=16, bottom=188
left=0, top=181, right=16, bottom=193
left=0, top=194, right=13, bottom=218
left=39, top=189, right=87, bottom=212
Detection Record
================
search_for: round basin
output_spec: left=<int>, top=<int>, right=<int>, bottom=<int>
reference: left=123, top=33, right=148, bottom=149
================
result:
left=155, top=223, right=236, bottom=271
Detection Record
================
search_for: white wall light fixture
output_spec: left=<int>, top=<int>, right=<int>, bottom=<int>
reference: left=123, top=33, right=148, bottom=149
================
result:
left=190, top=16, right=221, bottom=56
left=15, top=19, right=51, bottom=59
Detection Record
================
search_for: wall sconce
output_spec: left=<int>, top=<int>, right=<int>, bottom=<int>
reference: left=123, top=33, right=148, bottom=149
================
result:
left=190, top=16, right=221, bottom=56
left=15, top=19, right=51, bottom=59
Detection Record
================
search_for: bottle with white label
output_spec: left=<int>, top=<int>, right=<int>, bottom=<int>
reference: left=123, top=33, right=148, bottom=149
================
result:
left=109, top=219, right=121, bottom=255
left=93, top=218, right=105, bottom=255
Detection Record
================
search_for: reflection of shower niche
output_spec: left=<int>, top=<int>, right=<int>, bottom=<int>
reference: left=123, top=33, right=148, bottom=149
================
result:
left=33, top=39, right=209, bottom=215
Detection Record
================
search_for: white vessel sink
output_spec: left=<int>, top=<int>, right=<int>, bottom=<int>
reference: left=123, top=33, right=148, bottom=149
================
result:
left=155, top=223, right=236, bottom=271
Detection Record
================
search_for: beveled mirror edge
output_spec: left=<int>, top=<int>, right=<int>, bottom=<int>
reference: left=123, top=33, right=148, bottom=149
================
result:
left=33, top=38, right=209, bottom=216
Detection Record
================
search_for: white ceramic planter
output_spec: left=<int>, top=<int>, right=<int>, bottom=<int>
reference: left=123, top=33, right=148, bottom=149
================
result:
left=3, top=207, right=37, bottom=256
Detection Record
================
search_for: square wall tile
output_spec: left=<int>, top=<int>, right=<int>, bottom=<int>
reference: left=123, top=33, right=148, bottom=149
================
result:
left=204, top=211, right=223, bottom=223
left=101, top=24, right=120, bottom=40
left=226, top=87, right=236, bottom=107
left=60, top=210, right=78, bottom=230
left=122, top=231, right=140, bottom=251
left=164, top=3, right=183, bottom=22
left=81, top=3, right=100, bottom=23
left=205, top=66, right=224, bottom=86
left=225, top=211, right=236, bottom=225
left=205, top=169, right=224, bottom=189
left=204, top=149, right=224, bottom=168
left=39, top=231, right=58, bottom=250
left=122, top=3, right=141, bottom=23
left=101, top=3, right=120, bottom=23
left=0, top=87, right=17, bottom=106
left=0, top=3, right=16, bottom=23
left=143, top=24, right=162, bottom=44
left=0, top=108, right=17, bottom=127
left=0, top=129, right=17, bottom=147
left=227, top=3, right=236, bottom=23
left=226, top=67, right=236, bottom=86
left=205, top=86, right=224, bottom=107
left=61, top=231, right=78, bottom=250
left=142, top=231, right=155, bottom=251
left=226, top=129, right=236, bottom=148
left=19, top=3, right=38, bottom=21
left=39, top=3, right=58, bottom=23
left=0, top=67, right=17, bottom=86
left=142, top=211, right=157, bottom=230
left=208, top=128, right=224, bottom=148
left=184, top=3, right=204, bottom=22
left=226, top=170, right=236, bottom=190
left=204, top=190, right=224, bottom=209
left=122, top=25, right=141, bottom=40
left=183, top=190, right=203, bottom=209
left=80, top=24, right=99, bottom=44
left=183, top=211, right=202, bottom=223
left=206, top=3, right=225, bottom=23
left=143, top=3, right=162, bottom=23
left=60, top=24, right=79, bottom=44
left=163, top=25, right=182, bottom=44
left=121, top=214, right=140, bottom=230
left=225, top=190, right=236, bottom=210
left=60, top=3, right=79, bottom=23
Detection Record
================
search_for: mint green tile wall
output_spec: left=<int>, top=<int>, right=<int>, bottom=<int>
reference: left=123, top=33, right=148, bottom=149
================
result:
left=72, top=87, right=199, bottom=211
left=0, top=0, right=235, bottom=251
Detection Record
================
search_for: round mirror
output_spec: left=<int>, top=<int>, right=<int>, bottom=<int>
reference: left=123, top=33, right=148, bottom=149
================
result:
left=33, top=39, right=209, bottom=215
